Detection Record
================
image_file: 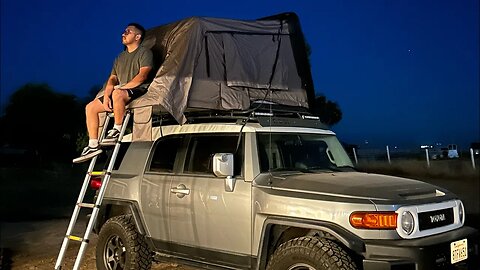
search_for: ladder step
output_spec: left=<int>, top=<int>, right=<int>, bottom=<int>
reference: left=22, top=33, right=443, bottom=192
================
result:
left=67, top=235, right=83, bottom=242
left=77, top=203, right=96, bottom=208
left=89, top=171, right=105, bottom=176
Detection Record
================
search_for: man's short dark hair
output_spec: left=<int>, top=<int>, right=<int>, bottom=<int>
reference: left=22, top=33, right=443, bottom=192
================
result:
left=128, top=22, right=146, bottom=43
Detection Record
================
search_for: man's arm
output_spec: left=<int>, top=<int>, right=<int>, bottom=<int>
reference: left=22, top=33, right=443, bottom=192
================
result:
left=118, top=66, right=152, bottom=89
left=102, top=74, right=118, bottom=111
left=104, top=74, right=118, bottom=97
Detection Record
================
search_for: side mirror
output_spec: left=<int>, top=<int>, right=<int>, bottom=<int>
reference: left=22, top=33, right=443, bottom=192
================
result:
left=212, top=153, right=236, bottom=192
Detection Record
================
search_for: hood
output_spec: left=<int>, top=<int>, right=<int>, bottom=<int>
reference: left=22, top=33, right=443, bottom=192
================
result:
left=253, top=171, right=454, bottom=203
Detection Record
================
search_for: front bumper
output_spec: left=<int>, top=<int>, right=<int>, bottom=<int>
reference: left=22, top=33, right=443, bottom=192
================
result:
left=362, top=226, right=479, bottom=270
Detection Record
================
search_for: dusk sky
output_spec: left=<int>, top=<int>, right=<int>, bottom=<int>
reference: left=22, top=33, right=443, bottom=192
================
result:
left=1, top=0, right=478, bottom=149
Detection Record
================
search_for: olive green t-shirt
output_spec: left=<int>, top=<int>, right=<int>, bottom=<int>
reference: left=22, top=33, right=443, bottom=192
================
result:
left=111, top=46, right=153, bottom=89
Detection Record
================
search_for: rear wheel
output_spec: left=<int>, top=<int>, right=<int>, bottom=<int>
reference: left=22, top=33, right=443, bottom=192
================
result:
left=96, top=215, right=152, bottom=270
left=267, top=236, right=358, bottom=270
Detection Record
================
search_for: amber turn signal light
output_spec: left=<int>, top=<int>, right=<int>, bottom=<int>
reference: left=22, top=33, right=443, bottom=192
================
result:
left=349, top=212, right=398, bottom=229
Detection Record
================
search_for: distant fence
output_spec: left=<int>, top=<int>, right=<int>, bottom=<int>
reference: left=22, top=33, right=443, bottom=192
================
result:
left=348, top=146, right=478, bottom=169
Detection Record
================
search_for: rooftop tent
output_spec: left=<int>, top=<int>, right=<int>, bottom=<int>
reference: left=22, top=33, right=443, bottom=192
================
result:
left=97, top=13, right=316, bottom=140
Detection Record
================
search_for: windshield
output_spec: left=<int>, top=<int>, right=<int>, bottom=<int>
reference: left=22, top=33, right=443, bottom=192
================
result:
left=257, top=132, right=354, bottom=173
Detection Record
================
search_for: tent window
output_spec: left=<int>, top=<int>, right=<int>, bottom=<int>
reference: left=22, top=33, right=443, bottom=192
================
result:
left=221, top=33, right=300, bottom=90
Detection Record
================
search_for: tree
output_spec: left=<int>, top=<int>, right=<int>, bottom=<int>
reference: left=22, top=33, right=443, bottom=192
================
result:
left=1, top=84, right=84, bottom=161
left=311, top=94, right=342, bottom=126
left=85, top=84, right=103, bottom=104
left=303, top=39, right=343, bottom=126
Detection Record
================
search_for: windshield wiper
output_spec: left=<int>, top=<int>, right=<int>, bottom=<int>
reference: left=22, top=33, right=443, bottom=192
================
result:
left=336, top=165, right=356, bottom=171
left=301, top=166, right=335, bottom=173
left=338, top=165, right=358, bottom=171
left=268, top=167, right=314, bottom=173
left=319, top=165, right=356, bottom=172
left=304, top=166, right=351, bottom=172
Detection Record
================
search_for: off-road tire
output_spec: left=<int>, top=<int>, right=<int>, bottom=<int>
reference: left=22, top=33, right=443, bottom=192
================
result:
left=266, top=236, right=358, bottom=270
left=96, top=215, right=152, bottom=270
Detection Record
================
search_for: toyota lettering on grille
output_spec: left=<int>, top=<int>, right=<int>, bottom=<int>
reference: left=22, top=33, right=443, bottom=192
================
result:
left=418, top=208, right=454, bottom=230
left=430, top=213, right=446, bottom=223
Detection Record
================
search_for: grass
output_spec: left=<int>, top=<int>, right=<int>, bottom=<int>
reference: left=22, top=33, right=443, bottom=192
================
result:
left=356, top=158, right=479, bottom=181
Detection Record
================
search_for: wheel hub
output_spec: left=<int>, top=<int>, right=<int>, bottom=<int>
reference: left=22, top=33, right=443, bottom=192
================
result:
left=105, top=235, right=126, bottom=270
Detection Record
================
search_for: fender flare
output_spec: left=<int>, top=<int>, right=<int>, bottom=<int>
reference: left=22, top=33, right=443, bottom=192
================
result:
left=256, top=216, right=365, bottom=270
left=94, top=199, right=147, bottom=236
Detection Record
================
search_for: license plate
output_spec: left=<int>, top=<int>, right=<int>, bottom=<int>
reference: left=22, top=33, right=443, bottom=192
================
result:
left=451, top=239, right=468, bottom=264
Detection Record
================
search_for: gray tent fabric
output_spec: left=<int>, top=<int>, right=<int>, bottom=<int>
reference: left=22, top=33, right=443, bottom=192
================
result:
left=95, top=13, right=314, bottom=140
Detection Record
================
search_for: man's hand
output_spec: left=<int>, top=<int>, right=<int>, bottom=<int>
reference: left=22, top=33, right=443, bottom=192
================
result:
left=103, top=96, right=113, bottom=112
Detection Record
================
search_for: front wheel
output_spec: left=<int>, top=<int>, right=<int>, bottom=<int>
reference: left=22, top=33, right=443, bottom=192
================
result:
left=267, top=236, right=358, bottom=270
left=96, top=215, right=152, bottom=270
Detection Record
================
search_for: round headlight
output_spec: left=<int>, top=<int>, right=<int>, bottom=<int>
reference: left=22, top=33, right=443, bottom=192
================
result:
left=401, top=211, right=415, bottom=235
left=458, top=201, right=464, bottom=224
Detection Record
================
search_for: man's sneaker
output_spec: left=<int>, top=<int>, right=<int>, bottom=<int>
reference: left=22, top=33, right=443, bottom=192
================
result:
left=72, top=146, right=102, bottom=163
left=100, top=128, right=120, bottom=146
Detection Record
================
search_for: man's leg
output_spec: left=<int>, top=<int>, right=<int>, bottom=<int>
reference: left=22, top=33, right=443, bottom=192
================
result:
left=73, top=99, right=105, bottom=163
left=101, top=89, right=131, bottom=145
left=111, top=89, right=130, bottom=126
left=86, top=98, right=105, bottom=140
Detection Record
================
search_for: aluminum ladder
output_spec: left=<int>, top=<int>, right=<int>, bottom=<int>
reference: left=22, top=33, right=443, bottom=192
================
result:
left=54, top=110, right=131, bottom=270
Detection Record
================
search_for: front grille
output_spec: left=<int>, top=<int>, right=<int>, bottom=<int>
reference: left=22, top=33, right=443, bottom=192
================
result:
left=418, top=208, right=454, bottom=231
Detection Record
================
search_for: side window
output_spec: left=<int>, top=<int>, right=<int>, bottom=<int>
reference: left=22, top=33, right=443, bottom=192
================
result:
left=149, top=136, right=183, bottom=172
left=113, top=142, right=132, bottom=170
left=96, top=142, right=131, bottom=171
left=183, top=134, right=243, bottom=175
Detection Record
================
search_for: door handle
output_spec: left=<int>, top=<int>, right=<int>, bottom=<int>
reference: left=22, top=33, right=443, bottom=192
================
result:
left=170, top=184, right=190, bottom=198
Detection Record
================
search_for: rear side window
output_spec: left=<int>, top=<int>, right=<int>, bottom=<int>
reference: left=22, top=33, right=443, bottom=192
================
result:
left=93, top=142, right=132, bottom=171
left=149, top=136, right=184, bottom=172
left=183, top=134, right=243, bottom=175
left=113, top=142, right=132, bottom=170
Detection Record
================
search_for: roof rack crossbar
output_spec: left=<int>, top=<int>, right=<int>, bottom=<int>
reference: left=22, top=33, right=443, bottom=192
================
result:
left=151, top=108, right=326, bottom=128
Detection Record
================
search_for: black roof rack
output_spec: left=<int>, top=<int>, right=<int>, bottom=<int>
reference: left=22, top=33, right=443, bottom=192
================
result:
left=152, top=103, right=329, bottom=130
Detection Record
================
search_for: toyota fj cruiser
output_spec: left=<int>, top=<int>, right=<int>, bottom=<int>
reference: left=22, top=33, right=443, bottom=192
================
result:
left=92, top=109, right=479, bottom=270
left=83, top=12, right=478, bottom=270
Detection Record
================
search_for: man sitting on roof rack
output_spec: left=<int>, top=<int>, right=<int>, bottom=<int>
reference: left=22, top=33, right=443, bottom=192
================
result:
left=73, top=23, right=153, bottom=163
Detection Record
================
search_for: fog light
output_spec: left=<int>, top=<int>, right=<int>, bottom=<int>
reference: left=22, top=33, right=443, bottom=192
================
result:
left=458, top=201, right=464, bottom=224
left=401, top=211, right=414, bottom=235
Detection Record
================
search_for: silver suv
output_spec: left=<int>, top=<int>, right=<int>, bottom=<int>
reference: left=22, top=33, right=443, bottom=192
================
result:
left=92, top=113, right=479, bottom=270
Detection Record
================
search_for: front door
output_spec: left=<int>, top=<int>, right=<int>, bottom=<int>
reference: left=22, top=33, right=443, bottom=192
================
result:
left=168, top=133, right=252, bottom=267
left=141, top=135, right=184, bottom=243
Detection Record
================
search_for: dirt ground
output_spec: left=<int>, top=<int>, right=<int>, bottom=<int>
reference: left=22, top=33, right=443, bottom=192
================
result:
left=0, top=218, right=195, bottom=270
